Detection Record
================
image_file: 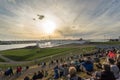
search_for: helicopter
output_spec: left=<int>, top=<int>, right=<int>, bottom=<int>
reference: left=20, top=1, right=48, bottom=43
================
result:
left=33, top=14, right=45, bottom=21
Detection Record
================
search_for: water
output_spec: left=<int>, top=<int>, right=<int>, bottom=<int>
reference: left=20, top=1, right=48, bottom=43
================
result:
left=0, top=40, right=86, bottom=51
left=39, top=40, right=86, bottom=48
left=0, top=43, right=36, bottom=51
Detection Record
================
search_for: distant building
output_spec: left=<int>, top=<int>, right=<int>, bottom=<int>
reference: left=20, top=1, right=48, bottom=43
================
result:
left=109, top=39, right=118, bottom=42
left=109, top=36, right=120, bottom=42
left=78, top=38, right=83, bottom=41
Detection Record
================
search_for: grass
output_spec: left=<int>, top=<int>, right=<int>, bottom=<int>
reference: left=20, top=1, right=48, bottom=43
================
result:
left=0, top=48, right=74, bottom=61
left=0, top=44, right=96, bottom=70
left=1, top=47, right=95, bottom=61
left=0, top=58, right=6, bottom=62
left=0, top=44, right=96, bottom=61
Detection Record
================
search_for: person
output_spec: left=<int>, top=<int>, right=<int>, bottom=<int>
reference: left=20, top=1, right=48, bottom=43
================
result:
left=24, top=76, right=30, bottom=80
left=81, top=57, right=93, bottom=75
left=74, top=60, right=80, bottom=72
left=32, top=72, right=38, bottom=80
left=100, top=64, right=115, bottom=80
left=4, top=67, right=13, bottom=76
left=109, top=59, right=120, bottom=79
left=59, top=64, right=64, bottom=77
left=63, top=63, right=69, bottom=76
left=16, top=66, right=22, bottom=76
left=95, top=58, right=102, bottom=69
left=37, top=71, right=43, bottom=79
left=68, top=66, right=83, bottom=80
left=54, top=65, right=59, bottom=79
left=44, top=70, right=48, bottom=77
left=26, top=66, right=29, bottom=70
left=107, top=50, right=116, bottom=60
left=9, top=67, right=14, bottom=76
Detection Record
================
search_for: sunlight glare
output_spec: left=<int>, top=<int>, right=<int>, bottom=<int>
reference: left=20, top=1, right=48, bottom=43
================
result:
left=42, top=20, right=56, bottom=34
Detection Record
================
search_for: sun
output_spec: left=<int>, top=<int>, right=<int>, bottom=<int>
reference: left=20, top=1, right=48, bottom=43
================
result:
left=42, top=20, right=56, bottom=34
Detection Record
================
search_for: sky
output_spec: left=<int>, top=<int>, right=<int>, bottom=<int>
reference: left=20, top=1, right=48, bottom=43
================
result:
left=0, top=0, right=120, bottom=40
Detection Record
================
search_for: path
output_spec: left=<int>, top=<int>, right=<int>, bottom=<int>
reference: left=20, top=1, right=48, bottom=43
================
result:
left=0, top=54, right=16, bottom=63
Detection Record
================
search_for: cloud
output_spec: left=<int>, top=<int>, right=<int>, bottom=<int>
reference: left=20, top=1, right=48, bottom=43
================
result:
left=0, top=0, right=120, bottom=39
left=7, top=0, right=16, bottom=3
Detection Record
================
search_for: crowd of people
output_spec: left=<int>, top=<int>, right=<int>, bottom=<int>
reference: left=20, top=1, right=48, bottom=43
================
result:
left=0, top=46, right=120, bottom=80
left=22, top=47, right=120, bottom=80
left=0, top=65, right=28, bottom=80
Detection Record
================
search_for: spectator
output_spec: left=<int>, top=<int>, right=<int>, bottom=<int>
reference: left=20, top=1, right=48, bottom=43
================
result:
left=26, top=66, right=29, bottom=70
left=44, top=70, right=48, bottom=77
left=37, top=71, right=43, bottom=79
left=63, top=63, right=69, bottom=76
left=24, top=76, right=30, bottom=80
left=54, top=65, right=59, bottom=79
left=109, top=59, right=120, bottom=79
left=107, top=51, right=116, bottom=60
left=32, top=72, right=38, bottom=80
left=81, top=57, right=94, bottom=75
left=68, top=66, right=83, bottom=80
left=4, top=67, right=13, bottom=76
left=16, top=66, right=22, bottom=76
left=59, top=64, right=64, bottom=77
left=95, top=57, right=102, bottom=69
left=9, top=67, right=14, bottom=76
left=100, top=64, right=115, bottom=80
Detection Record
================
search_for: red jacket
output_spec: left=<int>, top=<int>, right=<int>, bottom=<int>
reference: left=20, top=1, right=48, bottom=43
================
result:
left=108, top=51, right=116, bottom=59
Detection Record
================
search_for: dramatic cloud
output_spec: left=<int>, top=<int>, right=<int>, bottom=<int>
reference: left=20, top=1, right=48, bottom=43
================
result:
left=0, top=0, right=120, bottom=39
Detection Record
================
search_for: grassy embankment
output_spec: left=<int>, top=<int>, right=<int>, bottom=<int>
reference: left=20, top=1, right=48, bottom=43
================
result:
left=0, top=58, right=6, bottom=62
left=0, top=44, right=95, bottom=61
left=0, top=44, right=96, bottom=69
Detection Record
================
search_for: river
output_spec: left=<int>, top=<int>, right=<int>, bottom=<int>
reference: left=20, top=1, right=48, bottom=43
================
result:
left=0, top=40, right=86, bottom=51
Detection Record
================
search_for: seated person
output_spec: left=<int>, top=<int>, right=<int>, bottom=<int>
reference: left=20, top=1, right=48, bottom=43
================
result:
left=4, top=67, right=13, bottom=76
left=53, top=65, right=59, bottom=79
left=109, top=59, right=120, bottom=79
left=81, top=57, right=94, bottom=74
left=37, top=71, right=43, bottom=79
left=94, top=58, right=102, bottom=69
left=24, top=76, right=30, bottom=80
left=100, top=64, right=115, bottom=80
left=32, top=72, right=38, bottom=80
left=68, top=66, right=83, bottom=80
